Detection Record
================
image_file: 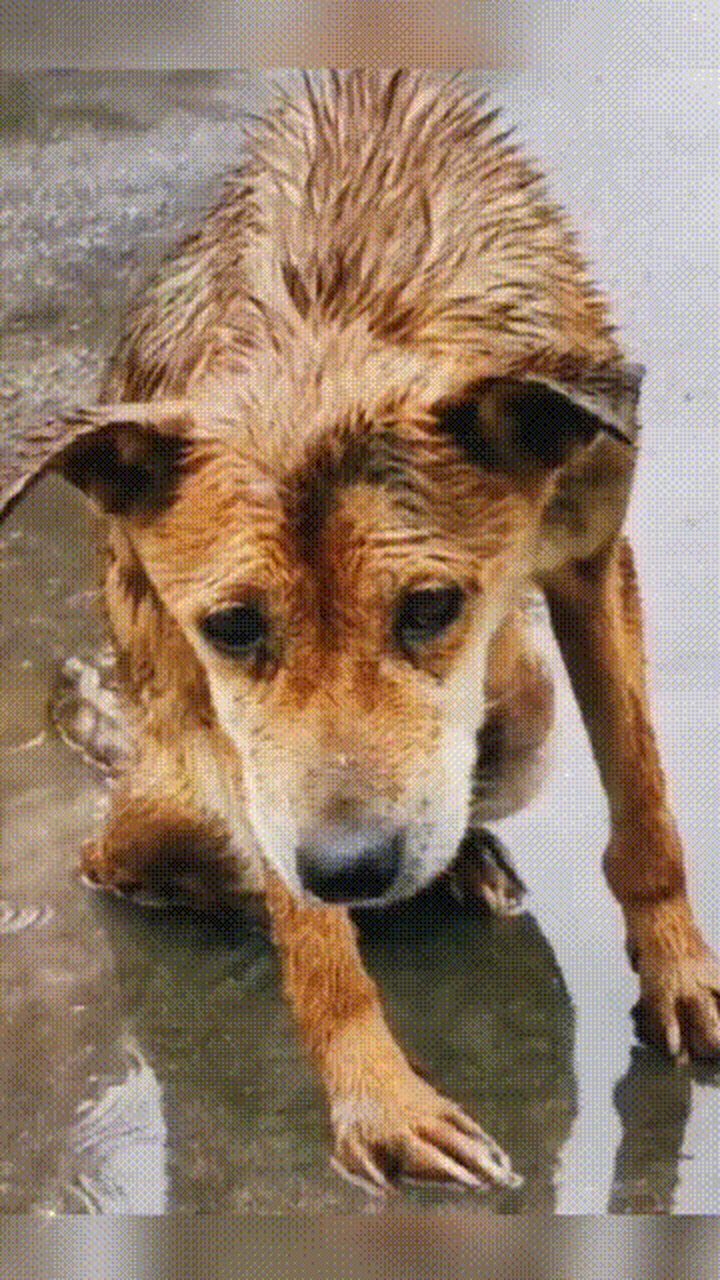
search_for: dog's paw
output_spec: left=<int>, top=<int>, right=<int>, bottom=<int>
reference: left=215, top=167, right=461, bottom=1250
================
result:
left=79, top=840, right=267, bottom=916
left=447, top=830, right=527, bottom=917
left=80, top=844, right=181, bottom=907
left=632, top=942, right=720, bottom=1063
left=80, top=842, right=143, bottom=893
left=328, top=1051, right=520, bottom=1193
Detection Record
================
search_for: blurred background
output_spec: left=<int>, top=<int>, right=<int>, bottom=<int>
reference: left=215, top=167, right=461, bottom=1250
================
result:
left=1, top=1217, right=719, bottom=1277
left=0, top=0, right=521, bottom=69
left=1, top=0, right=717, bottom=69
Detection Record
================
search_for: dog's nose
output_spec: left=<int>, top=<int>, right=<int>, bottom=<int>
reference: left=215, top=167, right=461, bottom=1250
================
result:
left=296, top=834, right=404, bottom=904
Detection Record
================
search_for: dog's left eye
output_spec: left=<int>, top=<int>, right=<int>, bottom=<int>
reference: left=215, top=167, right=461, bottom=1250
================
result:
left=199, top=604, right=268, bottom=656
left=394, top=586, right=464, bottom=647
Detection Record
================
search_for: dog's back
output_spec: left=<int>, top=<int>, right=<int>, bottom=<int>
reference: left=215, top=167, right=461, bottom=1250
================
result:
left=102, top=72, right=619, bottom=400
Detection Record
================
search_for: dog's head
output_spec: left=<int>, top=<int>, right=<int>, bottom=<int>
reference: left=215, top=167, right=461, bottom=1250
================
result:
left=1, top=74, right=643, bottom=906
left=2, top=368, right=639, bottom=906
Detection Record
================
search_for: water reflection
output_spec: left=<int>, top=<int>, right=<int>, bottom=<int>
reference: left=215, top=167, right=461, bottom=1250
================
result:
left=21, top=868, right=715, bottom=1215
left=608, top=1045, right=693, bottom=1214
left=39, top=880, right=578, bottom=1213
left=69, top=1042, right=168, bottom=1215
left=1, top=700, right=718, bottom=1212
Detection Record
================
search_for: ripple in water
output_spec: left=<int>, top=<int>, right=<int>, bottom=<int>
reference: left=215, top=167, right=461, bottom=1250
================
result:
left=0, top=901, right=54, bottom=933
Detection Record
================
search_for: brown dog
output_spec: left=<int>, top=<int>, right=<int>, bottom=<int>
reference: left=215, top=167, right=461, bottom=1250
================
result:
left=3, top=71, right=719, bottom=1192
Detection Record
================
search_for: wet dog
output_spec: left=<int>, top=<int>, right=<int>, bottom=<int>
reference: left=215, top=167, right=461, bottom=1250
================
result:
left=4, top=72, right=719, bottom=1191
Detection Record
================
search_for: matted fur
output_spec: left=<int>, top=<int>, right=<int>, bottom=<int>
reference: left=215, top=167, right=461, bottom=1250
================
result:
left=101, top=71, right=620, bottom=404
left=3, top=71, right=719, bottom=1193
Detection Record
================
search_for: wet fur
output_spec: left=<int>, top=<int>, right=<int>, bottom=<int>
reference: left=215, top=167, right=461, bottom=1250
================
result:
left=8, top=72, right=719, bottom=1190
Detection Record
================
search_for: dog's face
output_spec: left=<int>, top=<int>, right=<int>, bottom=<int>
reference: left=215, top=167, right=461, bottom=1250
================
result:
left=135, top=414, right=533, bottom=906
left=51, top=370, right=619, bottom=907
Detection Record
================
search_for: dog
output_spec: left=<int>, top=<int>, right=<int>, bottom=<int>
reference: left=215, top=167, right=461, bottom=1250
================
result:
left=3, top=71, right=719, bottom=1192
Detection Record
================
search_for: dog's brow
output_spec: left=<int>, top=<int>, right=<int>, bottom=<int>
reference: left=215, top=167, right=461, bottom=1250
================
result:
left=280, top=427, right=403, bottom=533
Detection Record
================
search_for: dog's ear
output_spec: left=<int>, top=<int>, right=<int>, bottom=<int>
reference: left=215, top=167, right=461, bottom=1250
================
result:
left=1, top=401, right=194, bottom=523
left=434, top=364, right=644, bottom=478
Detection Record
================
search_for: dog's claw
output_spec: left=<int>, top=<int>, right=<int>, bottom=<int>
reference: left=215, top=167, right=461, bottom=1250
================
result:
left=331, top=1075, right=520, bottom=1194
left=403, top=1135, right=487, bottom=1187
left=632, top=943, right=720, bottom=1064
left=80, top=870, right=172, bottom=908
left=331, top=1145, right=392, bottom=1195
left=449, top=830, right=527, bottom=917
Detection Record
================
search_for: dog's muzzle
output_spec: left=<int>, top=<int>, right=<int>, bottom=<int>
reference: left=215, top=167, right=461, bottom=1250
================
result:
left=296, top=832, right=405, bottom=904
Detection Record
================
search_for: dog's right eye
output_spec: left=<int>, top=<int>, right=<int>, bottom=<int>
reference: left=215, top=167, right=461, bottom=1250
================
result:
left=394, top=585, right=464, bottom=649
left=199, top=604, right=269, bottom=656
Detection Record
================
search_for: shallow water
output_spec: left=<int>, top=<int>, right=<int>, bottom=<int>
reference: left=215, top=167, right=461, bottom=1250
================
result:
left=1, top=70, right=718, bottom=1215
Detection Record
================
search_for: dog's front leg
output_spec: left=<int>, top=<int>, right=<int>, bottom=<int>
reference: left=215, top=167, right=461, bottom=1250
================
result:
left=264, top=868, right=518, bottom=1192
left=544, top=536, right=720, bottom=1060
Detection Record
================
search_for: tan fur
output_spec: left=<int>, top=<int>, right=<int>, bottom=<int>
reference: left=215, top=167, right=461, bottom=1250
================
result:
left=543, top=540, right=720, bottom=1060
left=7, top=72, right=718, bottom=1189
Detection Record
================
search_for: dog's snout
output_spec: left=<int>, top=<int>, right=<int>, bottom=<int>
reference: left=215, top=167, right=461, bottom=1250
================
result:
left=296, top=833, right=404, bottom=904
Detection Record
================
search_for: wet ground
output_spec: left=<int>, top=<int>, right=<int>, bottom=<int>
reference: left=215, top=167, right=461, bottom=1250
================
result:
left=1, top=69, right=718, bottom=1215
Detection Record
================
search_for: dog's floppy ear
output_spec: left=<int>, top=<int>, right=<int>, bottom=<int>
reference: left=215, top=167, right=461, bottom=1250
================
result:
left=1, top=401, right=194, bottom=523
left=434, top=363, right=644, bottom=478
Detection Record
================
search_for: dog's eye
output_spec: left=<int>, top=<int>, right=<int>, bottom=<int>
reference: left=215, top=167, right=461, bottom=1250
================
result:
left=199, top=604, right=268, bottom=656
left=395, top=586, right=464, bottom=647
